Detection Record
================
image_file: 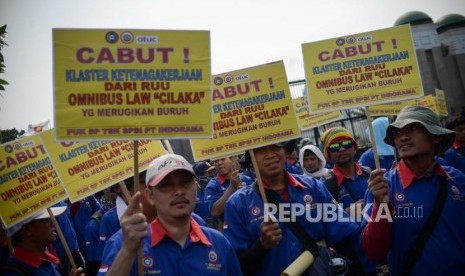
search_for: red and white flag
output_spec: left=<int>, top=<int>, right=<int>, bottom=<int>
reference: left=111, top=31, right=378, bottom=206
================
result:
left=28, top=120, right=50, bottom=134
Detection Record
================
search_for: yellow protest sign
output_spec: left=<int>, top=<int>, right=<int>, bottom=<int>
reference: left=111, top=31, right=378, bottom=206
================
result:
left=435, top=88, right=448, bottom=116
left=370, top=95, right=439, bottom=116
left=54, top=29, right=211, bottom=140
left=293, top=97, right=343, bottom=131
left=41, top=130, right=166, bottom=202
left=0, top=135, right=66, bottom=227
left=302, top=25, right=423, bottom=113
left=191, top=61, right=300, bottom=161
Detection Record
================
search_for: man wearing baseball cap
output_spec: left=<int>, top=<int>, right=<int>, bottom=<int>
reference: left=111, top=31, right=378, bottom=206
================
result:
left=363, top=106, right=465, bottom=275
left=1, top=207, right=84, bottom=275
left=100, top=154, right=241, bottom=275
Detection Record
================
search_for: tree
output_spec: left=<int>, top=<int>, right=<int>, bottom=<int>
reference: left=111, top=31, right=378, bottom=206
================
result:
left=0, top=24, right=8, bottom=91
left=1, top=128, right=25, bottom=143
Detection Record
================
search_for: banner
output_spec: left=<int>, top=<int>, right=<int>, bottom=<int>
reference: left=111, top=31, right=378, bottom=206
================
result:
left=190, top=61, right=300, bottom=161
left=293, top=97, right=343, bottom=131
left=302, top=25, right=423, bottom=113
left=54, top=29, right=211, bottom=140
left=369, top=94, right=440, bottom=116
left=0, top=135, right=66, bottom=227
left=435, top=88, right=448, bottom=116
left=41, top=130, right=166, bottom=202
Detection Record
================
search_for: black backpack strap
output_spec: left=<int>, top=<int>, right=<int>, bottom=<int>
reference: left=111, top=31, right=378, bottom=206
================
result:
left=251, top=182, right=320, bottom=257
left=264, top=188, right=321, bottom=258
left=325, top=166, right=371, bottom=203
left=401, top=176, right=448, bottom=275
left=323, top=170, right=340, bottom=201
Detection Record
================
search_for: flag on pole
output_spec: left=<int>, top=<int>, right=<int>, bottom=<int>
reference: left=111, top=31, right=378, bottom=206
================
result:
left=28, top=120, right=50, bottom=134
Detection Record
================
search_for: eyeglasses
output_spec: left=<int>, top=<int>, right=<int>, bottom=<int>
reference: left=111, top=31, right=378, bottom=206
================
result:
left=329, top=140, right=353, bottom=152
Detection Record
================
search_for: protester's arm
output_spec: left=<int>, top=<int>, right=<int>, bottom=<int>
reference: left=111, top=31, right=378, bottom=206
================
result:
left=362, top=169, right=393, bottom=261
left=223, top=195, right=278, bottom=275
left=106, top=192, right=147, bottom=276
left=237, top=218, right=281, bottom=274
left=209, top=173, right=242, bottom=218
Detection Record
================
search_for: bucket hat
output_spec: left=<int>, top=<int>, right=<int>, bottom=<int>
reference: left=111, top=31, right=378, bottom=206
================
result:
left=385, top=105, right=455, bottom=149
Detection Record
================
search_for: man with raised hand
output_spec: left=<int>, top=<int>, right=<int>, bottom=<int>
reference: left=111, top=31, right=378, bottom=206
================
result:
left=204, top=155, right=253, bottom=226
left=100, top=154, right=241, bottom=275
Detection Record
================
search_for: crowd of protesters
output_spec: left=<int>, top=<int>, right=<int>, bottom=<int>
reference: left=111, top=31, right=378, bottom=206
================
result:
left=1, top=106, right=465, bottom=275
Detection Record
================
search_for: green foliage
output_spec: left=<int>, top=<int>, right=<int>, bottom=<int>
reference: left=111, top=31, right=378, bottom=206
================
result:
left=1, top=128, right=26, bottom=143
left=0, top=24, right=8, bottom=91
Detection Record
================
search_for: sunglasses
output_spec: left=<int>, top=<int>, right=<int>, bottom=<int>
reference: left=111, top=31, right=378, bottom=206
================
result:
left=329, top=140, right=353, bottom=152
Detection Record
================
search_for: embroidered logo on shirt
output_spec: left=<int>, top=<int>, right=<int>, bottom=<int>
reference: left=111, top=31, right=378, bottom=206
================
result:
left=394, top=192, right=406, bottom=202
left=208, top=250, right=218, bottom=262
left=303, top=194, right=313, bottom=205
left=450, top=185, right=464, bottom=201
left=143, top=256, right=154, bottom=268
left=249, top=206, right=261, bottom=217
left=206, top=250, right=223, bottom=272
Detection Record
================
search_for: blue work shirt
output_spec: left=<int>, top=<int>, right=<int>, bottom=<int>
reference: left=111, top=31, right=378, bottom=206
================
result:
left=194, top=186, right=213, bottom=227
left=98, top=217, right=242, bottom=275
left=445, top=144, right=465, bottom=174
left=98, top=208, right=120, bottom=259
left=204, top=173, right=253, bottom=221
left=2, top=247, right=61, bottom=276
left=70, top=196, right=101, bottom=250
left=52, top=201, right=79, bottom=256
left=329, top=163, right=370, bottom=209
left=223, top=172, right=358, bottom=276
left=84, top=213, right=101, bottom=262
left=363, top=160, right=465, bottom=275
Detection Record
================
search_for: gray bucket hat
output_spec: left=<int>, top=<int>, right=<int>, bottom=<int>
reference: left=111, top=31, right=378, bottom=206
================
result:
left=384, top=105, right=455, bottom=149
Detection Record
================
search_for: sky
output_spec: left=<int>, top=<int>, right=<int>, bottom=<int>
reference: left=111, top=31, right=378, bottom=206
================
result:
left=1, top=0, right=464, bottom=131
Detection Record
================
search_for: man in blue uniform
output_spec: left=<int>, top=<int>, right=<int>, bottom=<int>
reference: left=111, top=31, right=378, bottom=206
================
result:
left=223, top=141, right=364, bottom=275
left=99, top=154, right=242, bottom=275
left=363, top=106, right=465, bottom=275
left=204, top=155, right=253, bottom=225
left=320, top=127, right=370, bottom=218
left=1, top=207, right=84, bottom=276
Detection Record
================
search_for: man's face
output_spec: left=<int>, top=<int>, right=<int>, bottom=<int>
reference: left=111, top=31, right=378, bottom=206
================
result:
left=253, top=144, right=286, bottom=179
left=394, top=123, right=440, bottom=159
left=328, top=140, right=356, bottom=167
left=146, top=170, right=197, bottom=221
left=454, top=124, right=465, bottom=144
left=27, top=218, right=57, bottom=245
left=214, top=157, right=235, bottom=176
left=303, top=153, right=321, bottom=173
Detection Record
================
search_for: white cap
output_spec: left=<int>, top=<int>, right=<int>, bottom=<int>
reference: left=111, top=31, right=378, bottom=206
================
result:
left=5, top=206, right=67, bottom=237
left=145, top=154, right=195, bottom=187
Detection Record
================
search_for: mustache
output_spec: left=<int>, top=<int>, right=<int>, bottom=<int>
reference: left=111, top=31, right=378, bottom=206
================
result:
left=170, top=197, right=190, bottom=206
